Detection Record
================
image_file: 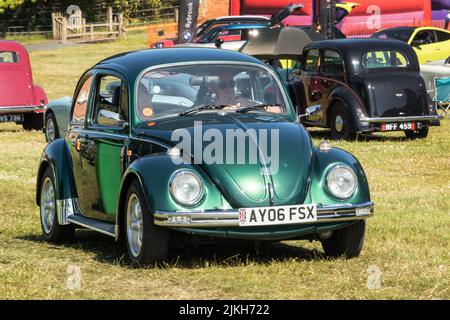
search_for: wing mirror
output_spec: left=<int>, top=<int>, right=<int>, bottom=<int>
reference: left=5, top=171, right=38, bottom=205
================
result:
left=297, top=104, right=321, bottom=121
left=97, top=109, right=128, bottom=128
left=215, top=38, right=224, bottom=48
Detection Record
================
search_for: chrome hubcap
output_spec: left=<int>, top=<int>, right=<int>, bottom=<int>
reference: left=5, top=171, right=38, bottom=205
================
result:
left=46, top=118, right=55, bottom=141
left=40, top=177, right=55, bottom=234
left=335, top=115, right=344, bottom=132
left=126, top=193, right=143, bottom=258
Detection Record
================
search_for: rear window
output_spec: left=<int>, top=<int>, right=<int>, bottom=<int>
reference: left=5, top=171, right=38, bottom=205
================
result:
left=362, top=51, right=408, bottom=69
left=0, top=51, right=19, bottom=63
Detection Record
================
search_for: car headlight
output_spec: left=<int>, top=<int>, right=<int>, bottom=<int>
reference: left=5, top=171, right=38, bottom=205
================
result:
left=326, top=165, right=357, bottom=199
left=169, top=170, right=204, bottom=206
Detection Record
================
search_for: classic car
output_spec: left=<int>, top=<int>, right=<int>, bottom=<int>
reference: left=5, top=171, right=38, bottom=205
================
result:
left=287, top=38, right=441, bottom=140
left=37, top=47, right=374, bottom=265
left=371, top=26, right=450, bottom=64
left=0, top=41, right=47, bottom=130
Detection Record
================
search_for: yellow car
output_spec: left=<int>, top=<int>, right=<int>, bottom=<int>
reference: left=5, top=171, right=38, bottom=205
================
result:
left=372, top=27, right=450, bottom=64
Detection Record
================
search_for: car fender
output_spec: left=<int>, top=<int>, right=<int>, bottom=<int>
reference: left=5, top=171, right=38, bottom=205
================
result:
left=33, top=85, right=48, bottom=107
left=44, top=97, right=72, bottom=137
left=115, top=154, right=226, bottom=236
left=36, top=139, right=77, bottom=206
left=309, top=146, right=371, bottom=206
left=327, top=86, right=368, bottom=132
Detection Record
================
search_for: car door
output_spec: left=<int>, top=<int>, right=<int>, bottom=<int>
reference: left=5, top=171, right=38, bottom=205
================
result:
left=318, top=49, right=347, bottom=125
left=410, top=29, right=438, bottom=64
left=433, top=30, right=450, bottom=61
left=69, top=71, right=129, bottom=222
left=300, top=48, right=325, bottom=125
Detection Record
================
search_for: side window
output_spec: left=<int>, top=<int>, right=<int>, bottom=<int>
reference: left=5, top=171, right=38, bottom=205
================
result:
left=72, top=75, right=93, bottom=124
left=412, top=30, right=436, bottom=45
left=303, top=49, right=319, bottom=72
left=435, top=30, right=450, bottom=42
left=322, top=50, right=344, bottom=74
left=92, top=74, right=128, bottom=127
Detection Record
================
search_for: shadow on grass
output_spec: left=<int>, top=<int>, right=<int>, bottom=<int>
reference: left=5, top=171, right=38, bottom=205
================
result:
left=308, top=129, right=409, bottom=142
left=17, top=230, right=326, bottom=269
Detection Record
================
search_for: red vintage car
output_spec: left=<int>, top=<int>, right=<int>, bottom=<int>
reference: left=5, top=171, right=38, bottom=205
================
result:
left=0, top=41, right=47, bottom=130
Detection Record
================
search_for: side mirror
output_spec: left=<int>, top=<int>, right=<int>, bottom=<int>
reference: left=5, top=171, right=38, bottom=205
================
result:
left=97, top=109, right=128, bottom=128
left=215, top=38, right=224, bottom=48
left=297, top=104, right=321, bottom=121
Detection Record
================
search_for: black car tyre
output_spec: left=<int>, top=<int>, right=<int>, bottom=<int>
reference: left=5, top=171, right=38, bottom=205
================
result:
left=330, top=102, right=356, bottom=141
left=404, top=127, right=428, bottom=139
left=125, top=180, right=169, bottom=266
left=22, top=114, right=43, bottom=131
left=45, top=112, right=59, bottom=142
left=321, top=220, right=365, bottom=259
left=40, top=166, right=74, bottom=243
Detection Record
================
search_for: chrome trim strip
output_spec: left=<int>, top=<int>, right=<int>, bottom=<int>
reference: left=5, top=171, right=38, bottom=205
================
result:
left=67, top=216, right=116, bottom=238
left=153, top=201, right=374, bottom=227
left=360, top=115, right=442, bottom=123
left=0, top=105, right=44, bottom=114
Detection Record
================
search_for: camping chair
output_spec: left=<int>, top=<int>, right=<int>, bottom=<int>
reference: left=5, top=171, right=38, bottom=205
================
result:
left=434, top=77, right=450, bottom=115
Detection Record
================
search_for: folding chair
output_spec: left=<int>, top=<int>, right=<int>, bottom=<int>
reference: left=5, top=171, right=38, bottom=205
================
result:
left=434, top=77, right=450, bottom=115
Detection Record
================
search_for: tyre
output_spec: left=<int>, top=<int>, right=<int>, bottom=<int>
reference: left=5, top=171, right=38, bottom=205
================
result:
left=39, top=166, right=74, bottom=243
left=124, top=180, right=169, bottom=266
left=329, top=102, right=357, bottom=141
left=404, top=127, right=428, bottom=139
left=321, top=220, right=365, bottom=259
left=22, top=113, right=43, bottom=131
left=45, top=112, right=59, bottom=142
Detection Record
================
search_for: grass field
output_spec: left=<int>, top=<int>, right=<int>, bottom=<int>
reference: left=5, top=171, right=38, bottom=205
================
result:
left=0, top=32, right=449, bottom=299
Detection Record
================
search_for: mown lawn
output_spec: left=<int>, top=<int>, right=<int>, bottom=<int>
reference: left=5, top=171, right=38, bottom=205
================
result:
left=0, top=32, right=449, bottom=299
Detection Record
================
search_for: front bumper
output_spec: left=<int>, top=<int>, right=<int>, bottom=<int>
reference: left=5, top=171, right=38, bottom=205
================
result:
left=154, top=201, right=374, bottom=228
left=360, top=115, right=442, bottom=123
left=0, top=105, right=44, bottom=114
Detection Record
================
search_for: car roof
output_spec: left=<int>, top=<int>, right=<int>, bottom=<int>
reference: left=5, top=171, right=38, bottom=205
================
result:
left=305, top=38, right=419, bottom=71
left=0, top=40, right=28, bottom=53
left=306, top=38, right=414, bottom=53
left=95, top=47, right=265, bottom=80
left=218, top=24, right=270, bottom=30
left=213, top=15, right=270, bottom=21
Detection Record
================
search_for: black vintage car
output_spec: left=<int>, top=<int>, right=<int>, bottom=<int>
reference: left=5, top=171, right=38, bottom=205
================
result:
left=288, top=39, right=441, bottom=140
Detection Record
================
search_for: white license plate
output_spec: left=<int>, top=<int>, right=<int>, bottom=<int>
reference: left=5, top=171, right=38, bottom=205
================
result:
left=0, top=114, right=24, bottom=123
left=239, top=204, right=317, bottom=227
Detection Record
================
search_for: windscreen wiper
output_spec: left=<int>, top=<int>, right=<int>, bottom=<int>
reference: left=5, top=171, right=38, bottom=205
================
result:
left=236, top=104, right=284, bottom=113
left=179, top=104, right=234, bottom=116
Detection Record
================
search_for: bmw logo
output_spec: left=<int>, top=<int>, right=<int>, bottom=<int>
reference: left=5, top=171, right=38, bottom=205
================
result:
left=182, top=30, right=193, bottom=41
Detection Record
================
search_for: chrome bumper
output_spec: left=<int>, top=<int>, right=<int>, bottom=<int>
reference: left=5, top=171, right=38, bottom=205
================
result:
left=0, top=105, right=44, bottom=114
left=360, top=115, right=442, bottom=123
left=154, top=202, right=374, bottom=228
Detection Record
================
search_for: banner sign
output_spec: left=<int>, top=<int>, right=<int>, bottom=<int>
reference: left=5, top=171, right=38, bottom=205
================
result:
left=178, top=0, right=200, bottom=43
left=313, top=0, right=337, bottom=39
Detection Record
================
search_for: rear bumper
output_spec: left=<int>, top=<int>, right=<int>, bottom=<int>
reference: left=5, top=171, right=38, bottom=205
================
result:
left=0, top=105, right=44, bottom=114
left=360, top=115, right=442, bottom=123
left=154, top=201, right=374, bottom=228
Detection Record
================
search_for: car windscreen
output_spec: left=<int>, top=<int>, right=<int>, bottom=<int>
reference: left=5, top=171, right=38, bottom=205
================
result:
left=0, top=51, right=19, bottom=63
left=362, top=51, right=409, bottom=69
left=137, top=64, right=287, bottom=120
left=371, top=28, right=414, bottom=42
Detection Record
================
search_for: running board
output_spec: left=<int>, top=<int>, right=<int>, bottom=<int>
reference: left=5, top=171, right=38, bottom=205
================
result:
left=67, top=214, right=116, bottom=238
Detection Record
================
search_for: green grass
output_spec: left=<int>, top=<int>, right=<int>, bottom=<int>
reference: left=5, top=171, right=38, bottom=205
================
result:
left=0, top=32, right=449, bottom=299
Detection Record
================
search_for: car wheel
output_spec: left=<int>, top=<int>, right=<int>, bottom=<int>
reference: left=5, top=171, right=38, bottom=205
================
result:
left=45, top=113, right=59, bottom=142
left=330, top=102, right=356, bottom=141
left=321, top=220, right=365, bottom=259
left=39, top=166, right=74, bottom=243
left=125, top=180, right=169, bottom=266
left=404, top=127, right=428, bottom=139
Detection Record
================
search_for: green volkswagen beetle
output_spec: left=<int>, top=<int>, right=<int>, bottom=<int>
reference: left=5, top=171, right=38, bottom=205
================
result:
left=37, top=48, right=373, bottom=265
